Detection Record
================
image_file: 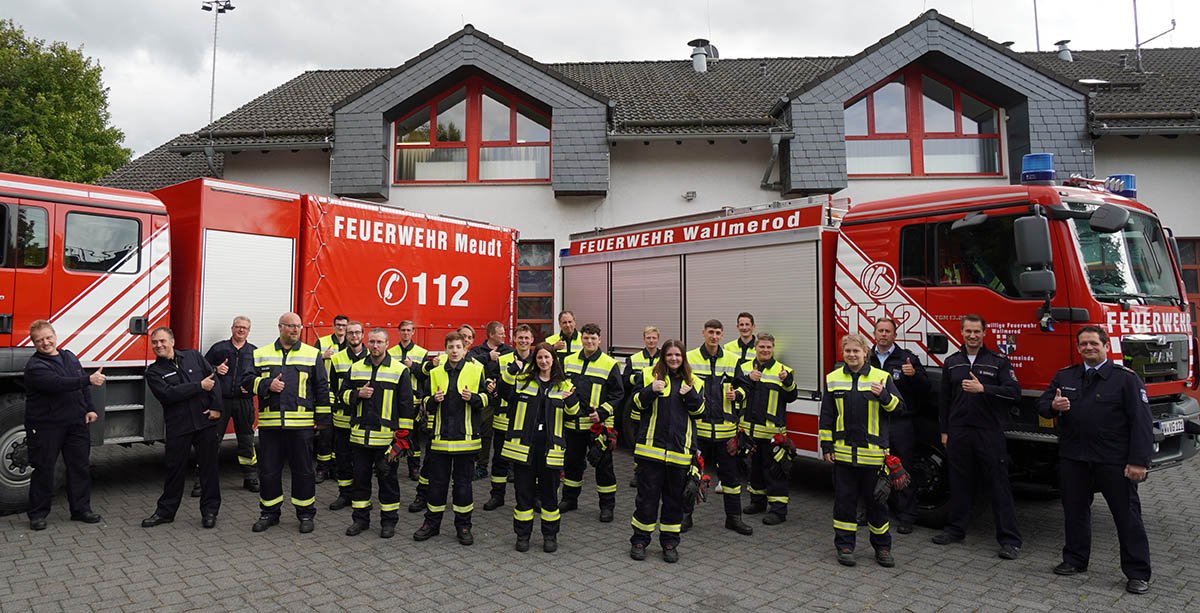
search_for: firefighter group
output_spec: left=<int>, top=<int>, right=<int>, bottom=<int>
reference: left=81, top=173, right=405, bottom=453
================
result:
left=22, top=308, right=1154, bottom=594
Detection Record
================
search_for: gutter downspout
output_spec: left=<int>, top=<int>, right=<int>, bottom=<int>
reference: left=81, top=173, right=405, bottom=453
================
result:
left=202, top=144, right=221, bottom=178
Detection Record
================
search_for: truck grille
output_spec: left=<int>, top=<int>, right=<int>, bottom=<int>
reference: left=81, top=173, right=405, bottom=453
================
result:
left=1121, top=334, right=1190, bottom=384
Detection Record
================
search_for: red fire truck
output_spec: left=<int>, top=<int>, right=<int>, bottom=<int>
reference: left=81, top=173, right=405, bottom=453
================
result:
left=562, top=156, right=1200, bottom=523
left=0, top=173, right=516, bottom=511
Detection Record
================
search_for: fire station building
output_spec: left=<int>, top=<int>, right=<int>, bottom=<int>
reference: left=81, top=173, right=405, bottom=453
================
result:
left=100, top=10, right=1200, bottom=342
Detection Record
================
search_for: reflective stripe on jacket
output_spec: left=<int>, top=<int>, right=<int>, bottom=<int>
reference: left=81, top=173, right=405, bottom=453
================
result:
left=329, top=346, right=368, bottom=429
left=344, top=354, right=414, bottom=447
left=563, top=350, right=623, bottom=430
left=501, top=376, right=576, bottom=467
left=248, top=340, right=330, bottom=429
left=631, top=367, right=704, bottom=466
left=427, top=359, right=488, bottom=454
left=734, top=358, right=798, bottom=439
left=817, top=365, right=903, bottom=467
left=686, top=345, right=743, bottom=440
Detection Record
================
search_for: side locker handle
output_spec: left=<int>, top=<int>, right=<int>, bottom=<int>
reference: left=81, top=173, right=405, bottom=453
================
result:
left=0, top=314, right=11, bottom=335
left=129, top=316, right=149, bottom=335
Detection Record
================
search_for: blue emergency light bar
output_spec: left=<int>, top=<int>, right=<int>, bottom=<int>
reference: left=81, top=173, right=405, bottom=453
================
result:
left=1107, top=174, right=1137, bottom=198
left=1020, top=153, right=1056, bottom=185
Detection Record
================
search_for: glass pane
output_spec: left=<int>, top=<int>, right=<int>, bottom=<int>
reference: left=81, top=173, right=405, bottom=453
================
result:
left=517, top=296, right=553, bottom=320
left=1184, top=269, right=1199, bottom=294
left=64, top=213, right=140, bottom=274
left=872, top=78, right=907, bottom=133
left=480, top=146, right=550, bottom=180
left=481, top=87, right=511, bottom=142
left=961, top=92, right=997, bottom=135
left=935, top=214, right=1024, bottom=298
left=899, top=224, right=929, bottom=286
left=846, top=139, right=911, bottom=174
left=396, top=107, right=431, bottom=144
left=395, top=148, right=467, bottom=181
left=526, top=323, right=554, bottom=344
left=923, top=138, right=1000, bottom=174
left=921, top=75, right=955, bottom=133
left=517, top=269, right=552, bottom=293
left=518, top=241, right=554, bottom=267
left=844, top=98, right=868, bottom=137
left=18, top=205, right=48, bottom=268
left=0, top=205, right=8, bottom=267
left=1178, top=239, right=1196, bottom=265
left=1072, top=211, right=1182, bottom=304
left=435, top=88, right=467, bottom=142
left=515, top=102, right=550, bottom=143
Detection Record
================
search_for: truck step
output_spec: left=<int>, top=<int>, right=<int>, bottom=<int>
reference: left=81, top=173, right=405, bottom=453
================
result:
left=102, top=375, right=145, bottom=382
left=104, top=403, right=144, bottom=413
left=104, top=436, right=148, bottom=445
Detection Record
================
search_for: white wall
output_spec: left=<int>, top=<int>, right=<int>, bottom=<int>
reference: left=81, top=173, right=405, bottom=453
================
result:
left=1094, top=136, right=1200, bottom=238
left=222, top=149, right=332, bottom=197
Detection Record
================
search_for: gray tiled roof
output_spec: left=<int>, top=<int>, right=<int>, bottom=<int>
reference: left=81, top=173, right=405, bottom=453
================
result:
left=1019, top=47, right=1200, bottom=131
left=98, top=20, right=1200, bottom=192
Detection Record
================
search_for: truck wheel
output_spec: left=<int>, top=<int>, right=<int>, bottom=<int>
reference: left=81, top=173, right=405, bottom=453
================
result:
left=0, top=394, right=65, bottom=513
left=911, top=442, right=950, bottom=527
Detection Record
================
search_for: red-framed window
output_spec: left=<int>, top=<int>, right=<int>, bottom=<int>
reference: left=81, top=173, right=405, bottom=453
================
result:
left=844, top=65, right=1002, bottom=177
left=515, top=240, right=555, bottom=342
left=393, top=76, right=551, bottom=184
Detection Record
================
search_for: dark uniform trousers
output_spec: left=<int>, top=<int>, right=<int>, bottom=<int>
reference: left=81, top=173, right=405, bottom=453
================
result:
left=26, top=424, right=93, bottom=520
left=350, top=447, right=400, bottom=527
left=562, top=429, right=617, bottom=510
left=749, top=442, right=789, bottom=518
left=834, top=463, right=890, bottom=551
left=259, top=429, right=316, bottom=519
left=1060, top=458, right=1151, bottom=580
left=159, top=426, right=221, bottom=518
left=631, top=461, right=686, bottom=548
left=332, top=425, right=354, bottom=495
left=511, top=439, right=560, bottom=538
left=684, top=437, right=742, bottom=517
left=944, top=427, right=1022, bottom=546
left=214, top=397, right=257, bottom=475
left=888, top=416, right=917, bottom=523
left=488, top=430, right=510, bottom=500
left=316, top=425, right=334, bottom=467
left=415, top=438, right=432, bottom=500
left=423, top=451, right=475, bottom=529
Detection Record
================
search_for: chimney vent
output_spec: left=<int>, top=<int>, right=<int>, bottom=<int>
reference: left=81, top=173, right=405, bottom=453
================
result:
left=687, top=38, right=718, bottom=72
left=1055, top=39, right=1073, bottom=62
left=1119, top=53, right=1129, bottom=70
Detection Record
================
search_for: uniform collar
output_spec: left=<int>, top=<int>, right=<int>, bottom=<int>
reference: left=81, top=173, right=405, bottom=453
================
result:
left=1083, top=359, right=1111, bottom=378
left=700, top=344, right=723, bottom=360
left=841, top=363, right=870, bottom=376
left=755, top=357, right=776, bottom=371
left=346, top=345, right=368, bottom=360
left=738, top=337, right=755, bottom=350
left=579, top=348, right=604, bottom=363
left=873, top=344, right=895, bottom=362
left=369, top=352, right=392, bottom=368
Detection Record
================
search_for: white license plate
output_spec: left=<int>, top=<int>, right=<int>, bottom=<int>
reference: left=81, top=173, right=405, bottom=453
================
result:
left=1159, top=418, right=1184, bottom=436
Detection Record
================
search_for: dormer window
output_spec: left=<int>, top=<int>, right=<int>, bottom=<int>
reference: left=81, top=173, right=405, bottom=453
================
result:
left=844, top=66, right=1002, bottom=177
left=394, top=76, right=551, bottom=183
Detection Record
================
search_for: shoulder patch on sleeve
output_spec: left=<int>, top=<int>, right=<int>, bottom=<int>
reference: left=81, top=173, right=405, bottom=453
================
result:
left=1140, top=389, right=1149, bottom=404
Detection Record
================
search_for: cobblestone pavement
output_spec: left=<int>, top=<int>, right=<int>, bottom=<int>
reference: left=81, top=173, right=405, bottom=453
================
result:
left=1, top=441, right=1198, bottom=612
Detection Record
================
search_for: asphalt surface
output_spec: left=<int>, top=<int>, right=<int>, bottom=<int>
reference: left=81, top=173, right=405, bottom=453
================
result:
left=1, top=441, right=1198, bottom=611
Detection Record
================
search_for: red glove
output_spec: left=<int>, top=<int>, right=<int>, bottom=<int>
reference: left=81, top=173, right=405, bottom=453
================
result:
left=725, top=437, right=738, bottom=456
left=589, top=422, right=605, bottom=434
left=386, top=429, right=411, bottom=461
left=884, top=454, right=910, bottom=490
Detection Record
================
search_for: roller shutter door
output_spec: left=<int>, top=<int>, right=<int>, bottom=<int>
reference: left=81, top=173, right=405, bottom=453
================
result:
left=200, top=229, right=295, bottom=352
left=561, top=262, right=609, bottom=336
left=611, top=256, right=682, bottom=349
left=683, top=241, right=820, bottom=392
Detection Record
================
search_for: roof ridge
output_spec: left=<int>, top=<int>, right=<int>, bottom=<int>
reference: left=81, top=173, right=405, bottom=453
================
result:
left=549, top=55, right=850, bottom=66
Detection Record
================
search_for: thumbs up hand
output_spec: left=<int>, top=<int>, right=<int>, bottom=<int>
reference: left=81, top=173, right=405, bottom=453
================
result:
left=269, top=373, right=285, bottom=393
left=679, top=382, right=693, bottom=396
left=216, top=359, right=229, bottom=375
left=962, top=372, right=984, bottom=393
left=750, top=368, right=762, bottom=382
left=322, top=346, right=336, bottom=359
left=89, top=367, right=106, bottom=387
left=1051, top=388, right=1071, bottom=412
left=869, top=380, right=884, bottom=396
left=460, top=386, right=473, bottom=401
left=651, top=376, right=666, bottom=393
left=358, top=382, right=374, bottom=399
left=200, top=373, right=216, bottom=391
left=433, top=388, right=445, bottom=402
left=901, top=358, right=916, bottom=377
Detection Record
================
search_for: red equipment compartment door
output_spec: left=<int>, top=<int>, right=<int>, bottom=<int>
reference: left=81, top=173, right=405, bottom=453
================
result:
left=48, top=203, right=157, bottom=367
left=0, top=198, right=15, bottom=347
left=12, top=201, right=54, bottom=347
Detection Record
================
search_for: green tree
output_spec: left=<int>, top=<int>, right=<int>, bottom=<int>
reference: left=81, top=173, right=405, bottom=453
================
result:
left=0, top=19, right=130, bottom=183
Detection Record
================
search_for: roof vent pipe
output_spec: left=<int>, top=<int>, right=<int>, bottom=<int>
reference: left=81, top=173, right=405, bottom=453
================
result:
left=688, top=38, right=717, bottom=72
left=1119, top=53, right=1129, bottom=70
left=1055, top=39, right=1073, bottom=62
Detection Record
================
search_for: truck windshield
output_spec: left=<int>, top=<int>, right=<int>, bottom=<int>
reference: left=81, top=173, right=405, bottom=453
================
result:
left=1070, top=208, right=1182, bottom=306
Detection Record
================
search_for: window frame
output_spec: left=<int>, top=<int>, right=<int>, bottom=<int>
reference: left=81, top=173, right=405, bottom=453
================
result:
left=16, top=204, right=49, bottom=269
left=1176, top=238, right=1200, bottom=340
left=515, top=240, right=555, bottom=343
left=392, top=76, right=552, bottom=185
left=62, top=211, right=141, bottom=275
left=845, top=65, right=1003, bottom=178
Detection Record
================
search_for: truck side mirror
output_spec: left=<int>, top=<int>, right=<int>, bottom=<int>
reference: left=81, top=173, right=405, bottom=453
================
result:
left=1088, top=203, right=1130, bottom=234
left=1019, top=269, right=1056, bottom=297
left=1014, top=214, right=1052, bottom=267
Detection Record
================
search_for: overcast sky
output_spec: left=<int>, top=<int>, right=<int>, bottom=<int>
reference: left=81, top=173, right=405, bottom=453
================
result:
left=7, top=0, right=1196, bottom=159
